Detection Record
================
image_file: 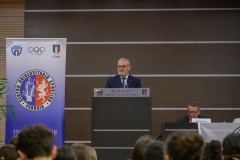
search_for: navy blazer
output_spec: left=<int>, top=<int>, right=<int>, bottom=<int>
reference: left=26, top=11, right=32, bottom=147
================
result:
left=177, top=115, right=205, bottom=123
left=105, top=75, right=141, bottom=88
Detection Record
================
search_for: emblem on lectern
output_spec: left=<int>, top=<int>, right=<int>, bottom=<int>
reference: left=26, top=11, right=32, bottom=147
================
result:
left=96, top=89, right=103, bottom=96
left=142, top=89, right=147, bottom=95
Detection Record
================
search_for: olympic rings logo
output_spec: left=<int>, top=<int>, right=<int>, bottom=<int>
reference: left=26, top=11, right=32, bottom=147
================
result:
left=28, top=47, right=45, bottom=55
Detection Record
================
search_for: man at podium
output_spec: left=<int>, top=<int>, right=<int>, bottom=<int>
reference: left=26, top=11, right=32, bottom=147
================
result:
left=105, top=58, right=141, bottom=88
left=177, top=102, right=205, bottom=123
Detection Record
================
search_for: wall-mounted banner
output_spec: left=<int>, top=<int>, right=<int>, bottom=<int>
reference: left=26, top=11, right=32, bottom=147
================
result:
left=6, top=38, right=66, bottom=146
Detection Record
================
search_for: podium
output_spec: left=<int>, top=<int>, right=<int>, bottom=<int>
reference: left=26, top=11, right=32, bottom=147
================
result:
left=92, top=88, right=151, bottom=160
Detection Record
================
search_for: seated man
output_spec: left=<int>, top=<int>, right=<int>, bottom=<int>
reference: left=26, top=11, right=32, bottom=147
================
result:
left=16, top=124, right=57, bottom=160
left=177, top=102, right=205, bottom=123
left=105, top=58, right=141, bottom=88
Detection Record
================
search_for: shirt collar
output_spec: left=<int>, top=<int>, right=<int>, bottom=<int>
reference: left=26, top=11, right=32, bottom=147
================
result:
left=121, top=74, right=129, bottom=79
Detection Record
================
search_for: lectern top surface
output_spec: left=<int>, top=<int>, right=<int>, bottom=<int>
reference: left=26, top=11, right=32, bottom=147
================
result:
left=93, top=88, right=150, bottom=97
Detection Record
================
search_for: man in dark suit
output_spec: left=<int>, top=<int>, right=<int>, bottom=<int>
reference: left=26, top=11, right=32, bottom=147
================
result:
left=105, top=58, right=141, bottom=88
left=177, top=102, right=205, bottom=123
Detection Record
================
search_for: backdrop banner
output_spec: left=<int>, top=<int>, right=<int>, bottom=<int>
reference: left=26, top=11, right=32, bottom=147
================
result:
left=6, top=38, right=66, bottom=146
left=198, top=123, right=240, bottom=142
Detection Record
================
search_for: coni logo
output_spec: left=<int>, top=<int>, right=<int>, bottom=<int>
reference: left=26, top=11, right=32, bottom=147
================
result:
left=53, top=44, right=60, bottom=54
left=52, top=44, right=61, bottom=58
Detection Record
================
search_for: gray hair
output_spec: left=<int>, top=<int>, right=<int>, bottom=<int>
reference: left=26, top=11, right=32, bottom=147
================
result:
left=118, top=58, right=130, bottom=65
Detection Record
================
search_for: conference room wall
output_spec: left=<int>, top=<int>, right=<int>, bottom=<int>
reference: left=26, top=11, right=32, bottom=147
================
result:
left=66, top=77, right=240, bottom=107
left=64, top=110, right=240, bottom=142
left=25, top=11, right=240, bottom=42
left=0, top=0, right=24, bottom=146
left=65, top=44, right=240, bottom=75
left=24, top=0, right=240, bottom=9
left=24, top=0, right=240, bottom=144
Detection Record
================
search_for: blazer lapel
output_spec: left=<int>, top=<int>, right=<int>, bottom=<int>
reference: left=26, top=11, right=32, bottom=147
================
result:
left=115, top=75, right=122, bottom=88
left=127, top=75, right=133, bottom=88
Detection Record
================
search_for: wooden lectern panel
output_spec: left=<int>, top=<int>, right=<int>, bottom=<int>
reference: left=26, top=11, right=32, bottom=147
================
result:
left=92, top=97, right=151, bottom=160
left=93, top=97, right=151, bottom=129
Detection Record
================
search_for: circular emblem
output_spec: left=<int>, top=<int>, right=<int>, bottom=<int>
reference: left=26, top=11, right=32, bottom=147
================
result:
left=15, top=69, right=56, bottom=111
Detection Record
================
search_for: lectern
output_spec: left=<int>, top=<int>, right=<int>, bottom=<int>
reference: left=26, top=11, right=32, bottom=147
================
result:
left=92, top=88, right=151, bottom=160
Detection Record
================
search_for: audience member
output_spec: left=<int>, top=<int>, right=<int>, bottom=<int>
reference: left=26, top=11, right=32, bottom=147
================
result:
left=87, top=146, right=97, bottom=160
left=71, top=143, right=90, bottom=160
left=143, top=141, right=165, bottom=160
left=15, top=124, right=57, bottom=160
left=166, top=132, right=204, bottom=160
left=55, top=145, right=77, bottom=160
left=0, top=144, right=18, bottom=160
left=177, top=102, right=205, bottom=123
left=132, top=135, right=157, bottom=160
left=202, top=140, right=222, bottom=160
left=222, top=133, right=240, bottom=160
left=9, top=136, right=18, bottom=146
left=105, top=58, right=141, bottom=88
left=8, top=135, right=21, bottom=160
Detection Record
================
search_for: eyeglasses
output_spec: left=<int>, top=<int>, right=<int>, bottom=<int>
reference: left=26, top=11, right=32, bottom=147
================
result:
left=117, top=65, right=129, bottom=68
left=187, top=110, right=199, bottom=115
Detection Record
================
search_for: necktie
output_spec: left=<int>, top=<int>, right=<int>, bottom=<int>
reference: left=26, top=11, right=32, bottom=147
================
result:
left=121, top=78, right=126, bottom=88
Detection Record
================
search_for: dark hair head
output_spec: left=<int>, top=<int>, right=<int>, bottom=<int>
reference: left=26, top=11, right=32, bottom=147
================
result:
left=188, top=102, right=201, bottom=109
left=222, top=133, right=240, bottom=160
left=55, top=145, right=77, bottom=160
left=71, top=143, right=90, bottom=160
left=202, top=140, right=222, bottom=160
left=144, top=141, right=165, bottom=160
left=132, top=135, right=157, bottom=160
left=166, top=132, right=204, bottom=160
left=9, top=136, right=18, bottom=146
left=0, top=144, right=18, bottom=160
left=16, top=124, right=55, bottom=159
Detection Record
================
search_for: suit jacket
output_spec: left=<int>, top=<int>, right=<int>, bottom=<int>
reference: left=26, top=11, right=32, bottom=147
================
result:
left=177, top=115, right=205, bottom=123
left=105, top=75, right=141, bottom=88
